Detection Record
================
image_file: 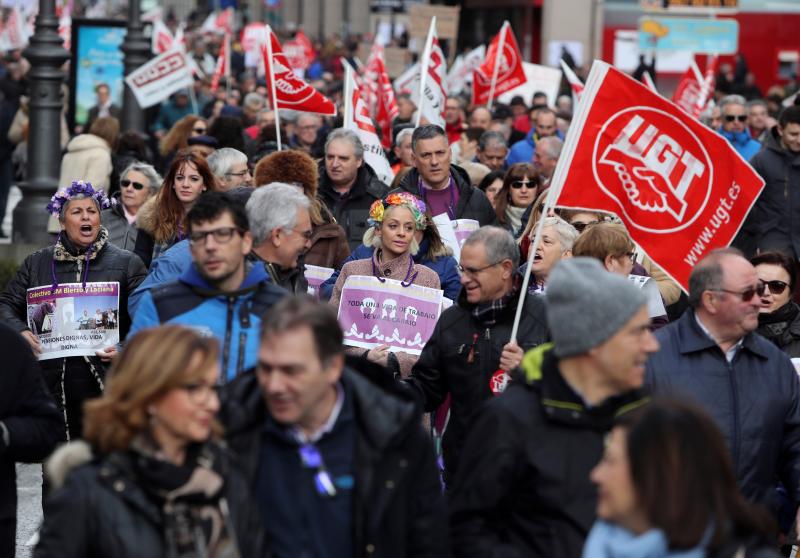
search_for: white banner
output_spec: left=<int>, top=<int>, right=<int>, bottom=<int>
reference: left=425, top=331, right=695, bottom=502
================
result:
left=497, top=62, right=562, bottom=108
left=446, top=45, right=484, bottom=95
left=124, top=47, right=194, bottom=109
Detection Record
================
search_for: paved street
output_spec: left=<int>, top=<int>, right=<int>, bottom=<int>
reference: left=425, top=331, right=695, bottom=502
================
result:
left=15, top=464, right=41, bottom=558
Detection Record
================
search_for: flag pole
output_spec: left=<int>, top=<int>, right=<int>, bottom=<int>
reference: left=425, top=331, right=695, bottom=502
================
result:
left=265, top=27, right=282, bottom=151
left=344, top=63, right=354, bottom=125
left=415, top=16, right=436, bottom=127
left=486, top=21, right=508, bottom=111
left=225, top=32, right=232, bottom=101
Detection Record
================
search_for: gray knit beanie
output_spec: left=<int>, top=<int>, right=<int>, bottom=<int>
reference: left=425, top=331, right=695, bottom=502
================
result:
left=545, top=257, right=648, bottom=358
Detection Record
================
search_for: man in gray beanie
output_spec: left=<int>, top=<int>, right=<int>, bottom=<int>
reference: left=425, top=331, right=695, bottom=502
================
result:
left=449, top=257, right=659, bottom=558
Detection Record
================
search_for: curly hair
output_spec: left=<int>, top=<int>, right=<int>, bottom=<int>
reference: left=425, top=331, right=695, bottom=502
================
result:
left=83, top=325, right=221, bottom=454
left=159, top=115, right=206, bottom=157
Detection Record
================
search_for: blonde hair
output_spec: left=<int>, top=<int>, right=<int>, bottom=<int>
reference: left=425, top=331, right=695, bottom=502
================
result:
left=362, top=204, right=420, bottom=256
left=83, top=325, right=220, bottom=454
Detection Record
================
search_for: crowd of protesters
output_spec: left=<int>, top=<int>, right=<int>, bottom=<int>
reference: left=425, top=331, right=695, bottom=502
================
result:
left=3, top=12, right=800, bottom=557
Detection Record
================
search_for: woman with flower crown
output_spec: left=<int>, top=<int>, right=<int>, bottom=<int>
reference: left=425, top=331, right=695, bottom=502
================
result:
left=0, top=181, right=146, bottom=440
left=329, top=192, right=441, bottom=377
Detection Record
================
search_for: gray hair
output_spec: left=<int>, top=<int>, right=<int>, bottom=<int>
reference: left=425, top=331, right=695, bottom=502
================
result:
left=478, top=130, right=507, bottom=151
left=59, top=194, right=100, bottom=222
left=246, top=182, right=311, bottom=245
left=395, top=127, right=414, bottom=147
left=297, top=113, right=322, bottom=127
left=325, top=128, right=364, bottom=160
left=536, top=136, right=563, bottom=160
left=411, top=124, right=447, bottom=152
left=719, top=95, right=747, bottom=113
left=687, top=247, right=744, bottom=308
left=463, top=226, right=519, bottom=268
left=243, top=92, right=266, bottom=111
left=746, top=98, right=767, bottom=112
left=121, top=162, right=162, bottom=195
left=207, top=148, right=248, bottom=179
left=541, top=216, right=579, bottom=252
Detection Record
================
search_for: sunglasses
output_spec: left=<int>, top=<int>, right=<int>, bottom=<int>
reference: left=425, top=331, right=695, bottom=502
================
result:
left=571, top=220, right=599, bottom=233
left=762, top=279, right=789, bottom=295
left=120, top=179, right=145, bottom=190
left=713, top=281, right=766, bottom=302
left=511, top=179, right=536, bottom=189
left=193, top=127, right=207, bottom=134
left=724, top=114, right=748, bottom=123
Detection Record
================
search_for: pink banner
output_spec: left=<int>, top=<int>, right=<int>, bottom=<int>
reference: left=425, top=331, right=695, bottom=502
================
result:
left=304, top=264, right=334, bottom=299
left=337, top=275, right=444, bottom=355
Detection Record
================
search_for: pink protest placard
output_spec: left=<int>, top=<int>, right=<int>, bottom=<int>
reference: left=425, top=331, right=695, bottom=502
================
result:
left=453, top=219, right=479, bottom=247
left=304, top=264, right=335, bottom=298
left=336, top=275, right=444, bottom=356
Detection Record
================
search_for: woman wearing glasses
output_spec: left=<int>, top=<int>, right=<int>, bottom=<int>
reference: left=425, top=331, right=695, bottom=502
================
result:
left=102, top=163, right=162, bottom=252
left=494, top=163, right=540, bottom=238
left=135, top=151, right=218, bottom=268
left=35, top=325, right=268, bottom=558
left=329, top=193, right=440, bottom=378
left=751, top=251, right=800, bottom=358
left=158, top=115, right=208, bottom=174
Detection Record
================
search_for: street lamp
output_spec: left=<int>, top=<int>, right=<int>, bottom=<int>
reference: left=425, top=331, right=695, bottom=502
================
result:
left=14, top=0, right=70, bottom=246
left=121, top=0, right=151, bottom=133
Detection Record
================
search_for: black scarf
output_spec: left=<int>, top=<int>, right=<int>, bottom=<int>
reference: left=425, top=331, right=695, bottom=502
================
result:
left=132, top=439, right=239, bottom=558
left=758, top=302, right=800, bottom=344
left=469, top=273, right=522, bottom=327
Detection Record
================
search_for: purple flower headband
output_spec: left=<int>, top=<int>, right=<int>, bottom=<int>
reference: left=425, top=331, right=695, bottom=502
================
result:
left=46, top=180, right=114, bottom=217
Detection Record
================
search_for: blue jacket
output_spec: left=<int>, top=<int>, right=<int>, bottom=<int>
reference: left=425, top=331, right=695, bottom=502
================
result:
left=128, top=239, right=193, bottom=318
left=129, top=263, right=287, bottom=381
left=645, top=310, right=800, bottom=512
left=506, top=129, right=564, bottom=166
left=718, top=128, right=762, bottom=161
left=318, top=242, right=462, bottom=301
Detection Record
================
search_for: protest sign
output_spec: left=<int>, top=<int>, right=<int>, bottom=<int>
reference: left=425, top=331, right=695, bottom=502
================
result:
left=304, top=264, right=335, bottom=298
left=27, top=282, right=120, bottom=361
left=337, top=275, right=444, bottom=356
left=453, top=219, right=480, bottom=247
left=433, top=213, right=461, bottom=261
left=497, top=62, right=562, bottom=108
left=409, top=4, right=460, bottom=40
left=550, top=61, right=765, bottom=290
left=124, top=46, right=194, bottom=108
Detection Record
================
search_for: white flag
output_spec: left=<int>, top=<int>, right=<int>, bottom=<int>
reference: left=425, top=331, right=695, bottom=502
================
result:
left=414, top=17, right=447, bottom=128
left=446, top=45, right=485, bottom=95
left=344, top=65, right=394, bottom=186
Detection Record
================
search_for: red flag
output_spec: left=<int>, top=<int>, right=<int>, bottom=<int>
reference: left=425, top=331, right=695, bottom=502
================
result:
left=691, top=56, right=718, bottom=119
left=550, top=62, right=764, bottom=290
left=284, top=31, right=316, bottom=72
left=671, top=63, right=703, bottom=116
left=295, top=30, right=315, bottom=63
left=262, top=29, right=337, bottom=116
left=374, top=57, right=399, bottom=150
left=472, top=22, right=527, bottom=106
left=210, top=32, right=230, bottom=92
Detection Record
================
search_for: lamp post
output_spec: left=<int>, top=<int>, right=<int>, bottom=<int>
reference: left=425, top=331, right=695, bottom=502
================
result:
left=121, top=0, right=150, bottom=133
left=13, top=0, right=70, bottom=246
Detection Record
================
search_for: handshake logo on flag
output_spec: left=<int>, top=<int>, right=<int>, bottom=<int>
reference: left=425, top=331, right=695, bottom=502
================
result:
left=593, top=108, right=711, bottom=234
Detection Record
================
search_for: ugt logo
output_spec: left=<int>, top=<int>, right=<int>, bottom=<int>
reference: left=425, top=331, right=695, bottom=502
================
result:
left=593, top=107, right=713, bottom=233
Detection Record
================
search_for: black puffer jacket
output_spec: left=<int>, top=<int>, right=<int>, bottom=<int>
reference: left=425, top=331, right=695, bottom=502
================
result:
left=318, top=162, right=389, bottom=251
left=395, top=165, right=498, bottom=226
left=0, top=231, right=146, bottom=439
left=757, top=302, right=800, bottom=359
left=220, top=357, right=449, bottom=558
left=448, top=345, right=649, bottom=558
left=403, top=288, right=549, bottom=483
left=34, top=441, right=269, bottom=558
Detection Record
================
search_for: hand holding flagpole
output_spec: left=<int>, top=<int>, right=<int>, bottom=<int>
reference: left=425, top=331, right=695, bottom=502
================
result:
left=416, top=16, right=437, bottom=127
left=486, top=21, right=508, bottom=111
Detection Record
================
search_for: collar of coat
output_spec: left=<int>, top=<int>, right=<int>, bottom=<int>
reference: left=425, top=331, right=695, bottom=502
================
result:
left=675, top=310, right=771, bottom=360
left=520, top=343, right=649, bottom=430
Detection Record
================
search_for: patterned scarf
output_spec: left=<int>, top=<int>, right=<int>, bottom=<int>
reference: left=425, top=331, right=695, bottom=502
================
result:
left=52, top=226, right=109, bottom=291
left=470, top=273, right=522, bottom=327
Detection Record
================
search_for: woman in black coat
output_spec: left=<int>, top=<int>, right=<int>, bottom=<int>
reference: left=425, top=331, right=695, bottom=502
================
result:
left=0, top=181, right=146, bottom=441
left=752, top=251, right=800, bottom=358
left=35, top=325, right=268, bottom=558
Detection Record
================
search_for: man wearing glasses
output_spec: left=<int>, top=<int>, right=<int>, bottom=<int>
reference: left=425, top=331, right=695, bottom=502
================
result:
left=646, top=247, right=800, bottom=532
left=717, top=94, right=762, bottom=161
left=220, top=296, right=448, bottom=558
left=129, top=192, right=286, bottom=381
left=207, top=148, right=253, bottom=191
left=403, top=226, right=549, bottom=485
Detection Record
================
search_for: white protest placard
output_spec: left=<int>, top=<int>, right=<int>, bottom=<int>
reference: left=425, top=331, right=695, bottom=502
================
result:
left=497, top=62, right=562, bottom=108
left=124, top=47, right=194, bottom=108
left=337, top=275, right=443, bottom=356
left=304, top=264, right=335, bottom=298
left=432, top=213, right=461, bottom=262
left=27, top=282, right=120, bottom=360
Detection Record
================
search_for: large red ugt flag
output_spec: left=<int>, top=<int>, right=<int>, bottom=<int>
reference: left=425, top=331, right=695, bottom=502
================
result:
left=551, top=61, right=764, bottom=290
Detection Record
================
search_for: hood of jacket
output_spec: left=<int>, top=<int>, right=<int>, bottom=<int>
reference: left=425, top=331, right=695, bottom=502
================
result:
left=134, top=195, right=159, bottom=236
left=66, top=133, right=110, bottom=154
left=178, top=260, right=270, bottom=292
left=45, top=440, right=94, bottom=490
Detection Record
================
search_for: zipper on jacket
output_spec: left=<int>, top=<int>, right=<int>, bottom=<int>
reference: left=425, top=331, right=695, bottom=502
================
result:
left=236, top=300, right=251, bottom=377
left=222, top=298, right=235, bottom=383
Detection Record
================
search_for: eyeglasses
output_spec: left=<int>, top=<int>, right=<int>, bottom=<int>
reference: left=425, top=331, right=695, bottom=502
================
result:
left=193, top=127, right=207, bottom=134
left=762, top=279, right=789, bottom=295
left=712, top=281, right=766, bottom=302
left=457, top=261, right=500, bottom=276
left=188, top=226, right=243, bottom=245
left=120, top=179, right=145, bottom=190
left=225, top=170, right=251, bottom=177
left=288, top=227, right=313, bottom=240
left=511, top=179, right=535, bottom=189
left=179, top=381, right=219, bottom=405
left=623, top=251, right=637, bottom=261
left=571, top=220, right=599, bottom=233
left=724, top=114, right=748, bottom=123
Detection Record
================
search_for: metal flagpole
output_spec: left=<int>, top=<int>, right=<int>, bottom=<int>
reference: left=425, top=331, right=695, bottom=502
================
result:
left=415, top=16, right=436, bottom=127
left=486, top=21, right=508, bottom=111
left=344, top=63, right=353, bottom=125
left=265, top=26, right=282, bottom=150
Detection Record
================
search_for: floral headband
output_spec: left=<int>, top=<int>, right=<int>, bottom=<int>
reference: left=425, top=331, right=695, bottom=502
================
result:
left=368, top=192, right=427, bottom=230
left=47, top=180, right=114, bottom=217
